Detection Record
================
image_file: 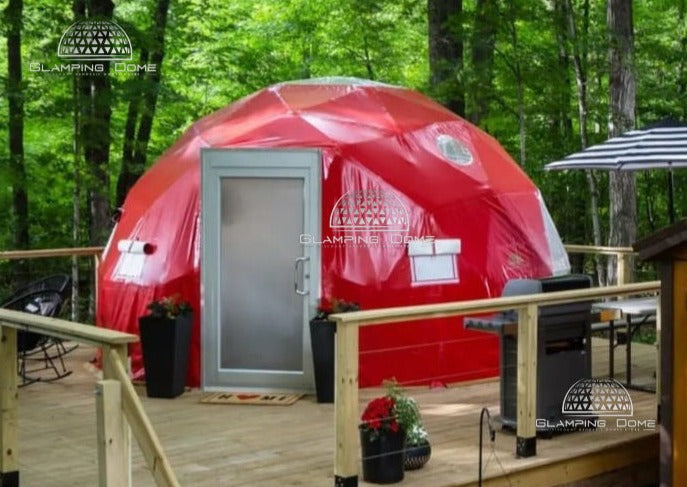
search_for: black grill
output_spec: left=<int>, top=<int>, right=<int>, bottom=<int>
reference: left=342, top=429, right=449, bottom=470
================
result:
left=465, top=274, right=593, bottom=432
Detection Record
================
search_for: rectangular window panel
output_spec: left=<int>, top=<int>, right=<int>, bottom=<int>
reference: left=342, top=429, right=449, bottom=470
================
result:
left=408, top=238, right=461, bottom=286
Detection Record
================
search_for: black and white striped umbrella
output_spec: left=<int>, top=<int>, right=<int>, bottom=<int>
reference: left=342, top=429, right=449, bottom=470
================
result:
left=545, top=125, right=687, bottom=171
left=545, top=121, right=687, bottom=221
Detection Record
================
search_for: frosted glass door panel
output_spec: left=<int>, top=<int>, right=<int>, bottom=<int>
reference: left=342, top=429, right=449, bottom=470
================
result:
left=220, top=177, right=304, bottom=371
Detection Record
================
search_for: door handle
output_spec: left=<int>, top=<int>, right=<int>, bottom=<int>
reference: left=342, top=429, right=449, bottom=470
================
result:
left=294, top=256, right=310, bottom=296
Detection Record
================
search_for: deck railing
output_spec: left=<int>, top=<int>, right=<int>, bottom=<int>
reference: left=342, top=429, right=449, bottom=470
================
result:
left=0, top=309, right=179, bottom=487
left=0, top=247, right=104, bottom=260
left=0, top=247, right=105, bottom=321
left=0, top=244, right=649, bottom=487
left=564, top=244, right=636, bottom=285
left=329, top=280, right=661, bottom=486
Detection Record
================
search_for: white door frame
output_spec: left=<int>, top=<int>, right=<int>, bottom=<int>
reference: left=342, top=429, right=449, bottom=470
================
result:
left=201, top=148, right=321, bottom=392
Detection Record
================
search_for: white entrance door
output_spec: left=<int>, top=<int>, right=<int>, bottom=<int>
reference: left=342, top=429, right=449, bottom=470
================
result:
left=201, top=149, right=320, bottom=391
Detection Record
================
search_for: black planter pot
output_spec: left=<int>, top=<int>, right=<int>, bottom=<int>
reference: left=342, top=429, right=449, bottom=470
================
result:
left=138, top=313, right=193, bottom=398
left=309, top=318, right=336, bottom=403
left=360, top=427, right=405, bottom=484
left=404, top=440, right=431, bottom=470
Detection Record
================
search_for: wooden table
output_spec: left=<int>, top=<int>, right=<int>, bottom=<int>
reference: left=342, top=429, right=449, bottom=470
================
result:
left=592, top=296, right=658, bottom=391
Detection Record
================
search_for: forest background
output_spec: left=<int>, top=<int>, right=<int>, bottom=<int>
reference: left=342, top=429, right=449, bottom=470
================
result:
left=0, top=0, right=683, bottom=313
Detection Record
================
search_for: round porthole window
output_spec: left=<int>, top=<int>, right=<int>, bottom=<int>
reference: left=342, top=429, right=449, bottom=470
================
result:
left=437, top=134, right=473, bottom=165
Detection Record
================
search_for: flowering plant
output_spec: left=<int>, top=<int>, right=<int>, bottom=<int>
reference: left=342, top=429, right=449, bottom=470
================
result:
left=146, top=294, right=192, bottom=319
left=384, top=380, right=429, bottom=446
left=360, top=396, right=400, bottom=441
left=314, top=297, right=360, bottom=320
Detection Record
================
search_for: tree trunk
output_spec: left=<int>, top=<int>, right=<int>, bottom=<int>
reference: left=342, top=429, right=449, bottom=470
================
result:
left=363, top=35, right=375, bottom=80
left=679, top=0, right=687, bottom=118
left=115, top=0, right=170, bottom=206
left=131, top=0, right=170, bottom=188
left=75, top=0, right=113, bottom=320
left=516, top=75, right=526, bottom=165
left=71, top=0, right=85, bottom=322
left=553, top=0, right=573, bottom=142
left=469, top=0, right=496, bottom=125
left=81, top=0, right=114, bottom=246
left=72, top=69, right=82, bottom=322
left=427, top=0, right=464, bottom=116
left=565, top=0, right=605, bottom=285
left=643, top=172, right=656, bottom=232
left=5, top=0, right=29, bottom=282
left=607, top=0, right=636, bottom=283
left=508, top=1, right=526, bottom=165
left=116, top=49, right=148, bottom=207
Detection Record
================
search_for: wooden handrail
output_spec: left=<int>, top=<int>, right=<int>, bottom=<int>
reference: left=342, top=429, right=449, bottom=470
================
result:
left=0, top=308, right=137, bottom=346
left=330, top=281, right=660, bottom=326
left=0, top=309, right=178, bottom=487
left=564, top=244, right=636, bottom=255
left=563, top=244, right=635, bottom=284
left=0, top=246, right=104, bottom=260
left=0, top=244, right=634, bottom=259
left=0, top=246, right=105, bottom=321
left=329, top=281, right=661, bottom=486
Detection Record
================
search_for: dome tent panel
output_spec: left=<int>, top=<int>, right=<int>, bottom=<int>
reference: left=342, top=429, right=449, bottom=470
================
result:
left=98, top=78, right=569, bottom=389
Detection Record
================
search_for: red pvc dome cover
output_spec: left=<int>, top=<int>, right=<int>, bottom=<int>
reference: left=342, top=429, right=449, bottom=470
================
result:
left=97, top=78, right=569, bottom=388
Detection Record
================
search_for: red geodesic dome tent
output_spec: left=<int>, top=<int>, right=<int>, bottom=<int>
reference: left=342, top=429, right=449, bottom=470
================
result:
left=97, top=78, right=569, bottom=388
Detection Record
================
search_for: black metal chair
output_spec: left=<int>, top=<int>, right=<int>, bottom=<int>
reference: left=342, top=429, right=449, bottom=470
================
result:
left=3, top=274, right=71, bottom=302
left=10, top=274, right=77, bottom=357
left=1, top=275, right=74, bottom=385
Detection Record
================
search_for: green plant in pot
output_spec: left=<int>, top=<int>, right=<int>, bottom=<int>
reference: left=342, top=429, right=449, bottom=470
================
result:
left=309, top=298, right=359, bottom=403
left=385, top=380, right=432, bottom=470
left=138, top=294, right=193, bottom=398
left=314, top=298, right=360, bottom=320
left=146, top=295, right=192, bottom=320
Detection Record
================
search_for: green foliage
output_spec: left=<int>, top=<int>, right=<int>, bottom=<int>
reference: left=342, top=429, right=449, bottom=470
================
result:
left=384, top=380, right=428, bottom=446
left=1, top=0, right=686, bottom=268
left=146, top=294, right=192, bottom=319
left=633, top=327, right=657, bottom=346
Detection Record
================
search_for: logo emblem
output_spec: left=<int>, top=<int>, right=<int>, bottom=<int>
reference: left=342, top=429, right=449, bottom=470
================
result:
left=330, top=190, right=409, bottom=232
left=561, top=378, right=633, bottom=417
left=58, top=20, right=132, bottom=61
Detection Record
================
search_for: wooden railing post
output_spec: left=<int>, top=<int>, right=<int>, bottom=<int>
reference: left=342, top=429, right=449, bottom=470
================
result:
left=655, top=299, right=662, bottom=411
left=102, top=345, right=131, bottom=486
left=334, top=320, right=359, bottom=487
left=0, top=326, right=19, bottom=487
left=516, top=304, right=538, bottom=458
left=94, top=253, right=101, bottom=315
left=105, top=349, right=180, bottom=487
left=96, top=380, right=128, bottom=487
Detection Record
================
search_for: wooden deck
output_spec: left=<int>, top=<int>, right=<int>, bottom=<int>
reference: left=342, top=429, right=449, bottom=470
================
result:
left=17, top=338, right=658, bottom=487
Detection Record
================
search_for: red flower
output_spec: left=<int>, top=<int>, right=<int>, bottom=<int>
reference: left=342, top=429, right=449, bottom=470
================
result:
left=360, top=396, right=400, bottom=439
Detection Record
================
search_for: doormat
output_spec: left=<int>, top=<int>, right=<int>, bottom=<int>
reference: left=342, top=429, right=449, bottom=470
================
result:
left=200, top=392, right=303, bottom=406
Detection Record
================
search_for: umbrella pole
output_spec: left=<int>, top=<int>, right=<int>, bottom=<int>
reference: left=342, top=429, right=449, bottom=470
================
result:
left=668, top=169, right=676, bottom=223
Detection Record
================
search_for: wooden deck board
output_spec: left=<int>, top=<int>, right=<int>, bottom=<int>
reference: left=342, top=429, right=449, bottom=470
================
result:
left=16, top=338, right=657, bottom=486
